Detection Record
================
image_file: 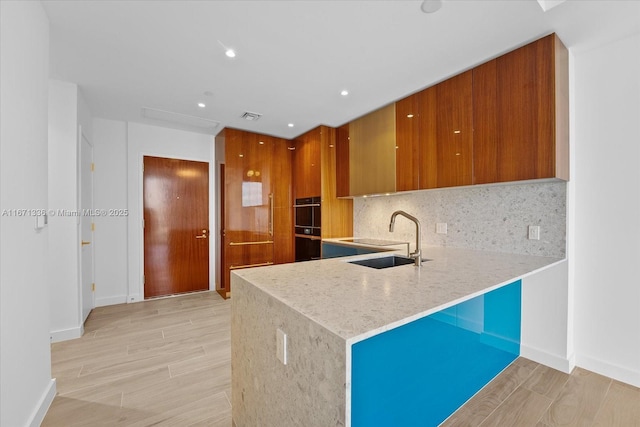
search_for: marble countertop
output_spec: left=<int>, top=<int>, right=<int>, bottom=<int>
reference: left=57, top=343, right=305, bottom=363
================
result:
left=232, top=245, right=564, bottom=345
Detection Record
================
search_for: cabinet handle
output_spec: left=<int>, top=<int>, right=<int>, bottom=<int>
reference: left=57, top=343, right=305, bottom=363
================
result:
left=229, top=240, right=274, bottom=246
left=268, top=193, right=274, bottom=237
left=230, top=261, right=274, bottom=270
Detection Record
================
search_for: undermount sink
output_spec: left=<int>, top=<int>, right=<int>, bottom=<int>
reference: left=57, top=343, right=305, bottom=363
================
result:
left=349, top=255, right=417, bottom=269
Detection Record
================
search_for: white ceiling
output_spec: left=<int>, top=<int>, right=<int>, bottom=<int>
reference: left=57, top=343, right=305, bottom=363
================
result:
left=42, top=0, right=640, bottom=139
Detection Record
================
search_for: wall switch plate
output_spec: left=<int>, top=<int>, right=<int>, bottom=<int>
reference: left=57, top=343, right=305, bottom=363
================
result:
left=276, top=328, right=287, bottom=365
left=528, top=225, right=541, bottom=240
left=436, top=223, right=447, bottom=234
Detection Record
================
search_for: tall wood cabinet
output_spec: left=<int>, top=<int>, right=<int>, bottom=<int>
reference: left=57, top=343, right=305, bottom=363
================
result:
left=293, top=126, right=353, bottom=238
left=217, top=128, right=293, bottom=297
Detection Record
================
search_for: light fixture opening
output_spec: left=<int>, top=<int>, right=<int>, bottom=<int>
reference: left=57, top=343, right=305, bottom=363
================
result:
left=421, top=0, right=443, bottom=13
left=197, top=102, right=206, bottom=108
left=341, top=90, right=349, bottom=96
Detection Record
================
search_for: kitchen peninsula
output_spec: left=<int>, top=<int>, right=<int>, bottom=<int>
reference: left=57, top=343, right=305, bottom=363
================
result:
left=230, top=245, right=565, bottom=426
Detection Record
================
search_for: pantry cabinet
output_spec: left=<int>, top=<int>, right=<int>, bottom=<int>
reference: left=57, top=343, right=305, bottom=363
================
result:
left=218, top=128, right=293, bottom=297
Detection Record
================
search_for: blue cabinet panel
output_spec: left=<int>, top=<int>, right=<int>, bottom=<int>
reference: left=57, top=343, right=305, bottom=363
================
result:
left=351, top=280, right=521, bottom=426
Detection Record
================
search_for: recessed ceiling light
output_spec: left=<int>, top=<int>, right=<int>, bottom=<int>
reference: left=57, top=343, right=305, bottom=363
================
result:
left=288, top=123, right=294, bottom=128
left=225, top=48, right=236, bottom=58
left=407, top=114, right=414, bottom=118
left=421, top=0, right=443, bottom=13
left=197, top=102, right=206, bottom=108
left=341, top=90, right=349, bottom=96
left=259, top=141, right=265, bottom=145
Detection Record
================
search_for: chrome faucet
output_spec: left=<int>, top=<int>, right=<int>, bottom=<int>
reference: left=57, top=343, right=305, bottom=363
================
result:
left=389, top=210, right=422, bottom=267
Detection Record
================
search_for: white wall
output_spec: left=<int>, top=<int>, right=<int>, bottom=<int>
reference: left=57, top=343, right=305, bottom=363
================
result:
left=572, top=32, right=640, bottom=387
left=521, top=260, right=571, bottom=372
left=126, top=122, right=216, bottom=302
left=93, top=118, right=129, bottom=306
left=47, top=80, right=82, bottom=341
left=0, top=1, right=56, bottom=426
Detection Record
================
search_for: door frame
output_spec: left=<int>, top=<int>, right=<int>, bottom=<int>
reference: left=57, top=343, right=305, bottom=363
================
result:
left=78, top=125, right=95, bottom=322
left=136, top=152, right=214, bottom=300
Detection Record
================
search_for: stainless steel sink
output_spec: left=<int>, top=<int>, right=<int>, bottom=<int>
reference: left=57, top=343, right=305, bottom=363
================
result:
left=348, top=255, right=417, bottom=269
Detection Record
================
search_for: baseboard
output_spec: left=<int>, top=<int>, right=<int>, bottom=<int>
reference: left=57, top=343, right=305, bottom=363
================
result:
left=96, top=294, right=128, bottom=307
left=575, top=353, right=640, bottom=388
left=27, top=378, right=56, bottom=427
left=50, top=325, right=84, bottom=343
left=520, top=344, right=573, bottom=373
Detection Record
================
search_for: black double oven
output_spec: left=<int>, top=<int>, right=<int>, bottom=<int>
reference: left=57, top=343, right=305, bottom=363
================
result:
left=294, top=197, right=321, bottom=262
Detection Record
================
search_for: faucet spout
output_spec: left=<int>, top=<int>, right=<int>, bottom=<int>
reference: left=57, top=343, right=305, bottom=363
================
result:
left=389, top=210, right=422, bottom=267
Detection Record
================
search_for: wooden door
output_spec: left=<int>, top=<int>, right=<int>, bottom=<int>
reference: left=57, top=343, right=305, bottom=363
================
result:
left=143, top=156, right=209, bottom=298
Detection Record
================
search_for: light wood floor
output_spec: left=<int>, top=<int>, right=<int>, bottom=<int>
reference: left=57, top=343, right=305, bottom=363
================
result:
left=43, top=291, right=232, bottom=426
left=43, top=291, right=639, bottom=426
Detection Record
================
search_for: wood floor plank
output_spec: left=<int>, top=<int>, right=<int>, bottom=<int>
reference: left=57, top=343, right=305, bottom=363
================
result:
left=478, top=387, right=552, bottom=426
left=441, top=359, right=538, bottom=426
left=592, top=380, right=640, bottom=427
left=541, top=367, right=612, bottom=426
left=522, top=364, right=571, bottom=399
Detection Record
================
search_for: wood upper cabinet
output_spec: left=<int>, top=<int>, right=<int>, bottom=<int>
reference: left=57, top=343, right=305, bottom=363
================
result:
left=335, top=124, right=350, bottom=198
left=434, top=70, right=474, bottom=188
left=413, top=70, right=473, bottom=190
left=293, top=128, right=321, bottom=198
left=395, top=94, right=420, bottom=191
left=473, top=33, right=569, bottom=183
left=348, top=103, right=396, bottom=196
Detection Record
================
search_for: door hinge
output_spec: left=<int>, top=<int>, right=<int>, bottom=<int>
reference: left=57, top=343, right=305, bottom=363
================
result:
left=91, top=162, right=95, bottom=172
left=91, top=223, right=95, bottom=231
left=142, top=219, right=145, bottom=228
left=143, top=275, right=145, bottom=285
left=92, top=283, right=95, bottom=292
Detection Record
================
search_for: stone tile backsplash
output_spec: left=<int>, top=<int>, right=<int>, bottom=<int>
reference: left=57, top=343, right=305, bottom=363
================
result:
left=353, top=181, right=566, bottom=258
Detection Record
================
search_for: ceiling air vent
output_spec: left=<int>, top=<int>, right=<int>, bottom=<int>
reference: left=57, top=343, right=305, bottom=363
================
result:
left=241, top=111, right=262, bottom=121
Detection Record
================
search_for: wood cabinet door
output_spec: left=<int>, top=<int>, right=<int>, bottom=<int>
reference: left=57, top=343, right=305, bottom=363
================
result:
left=272, top=137, right=294, bottom=265
left=395, top=94, right=420, bottom=191
left=418, top=86, right=438, bottom=189
left=473, top=34, right=567, bottom=183
left=335, top=124, right=350, bottom=198
left=349, top=103, right=396, bottom=196
left=320, top=126, right=353, bottom=239
left=293, top=128, right=321, bottom=199
left=223, top=129, right=274, bottom=293
left=435, top=70, right=474, bottom=187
